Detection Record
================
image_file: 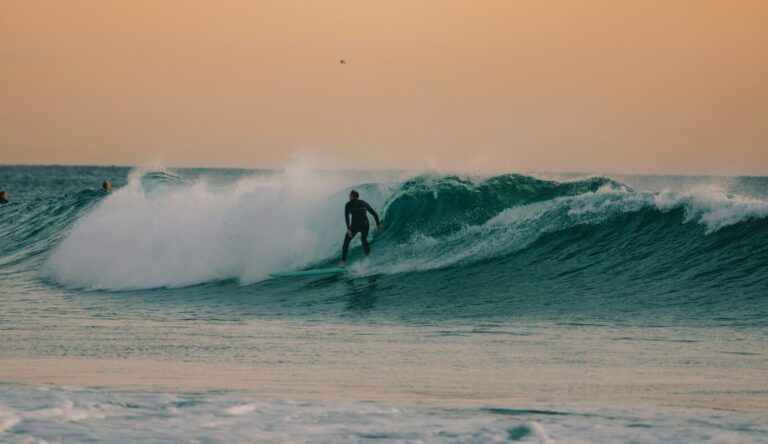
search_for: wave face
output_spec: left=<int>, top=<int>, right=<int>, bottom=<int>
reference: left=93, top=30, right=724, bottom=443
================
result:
left=2, top=166, right=767, bottom=321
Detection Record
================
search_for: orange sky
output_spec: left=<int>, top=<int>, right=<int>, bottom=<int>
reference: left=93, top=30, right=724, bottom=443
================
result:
left=1, top=0, right=767, bottom=174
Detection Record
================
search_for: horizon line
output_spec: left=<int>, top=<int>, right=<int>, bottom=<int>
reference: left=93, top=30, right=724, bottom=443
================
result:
left=1, top=162, right=767, bottom=178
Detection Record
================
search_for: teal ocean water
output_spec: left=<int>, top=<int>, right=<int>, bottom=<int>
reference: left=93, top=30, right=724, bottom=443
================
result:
left=1, top=165, right=767, bottom=442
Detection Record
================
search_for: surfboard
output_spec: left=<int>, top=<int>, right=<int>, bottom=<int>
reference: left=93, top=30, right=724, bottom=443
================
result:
left=269, top=268, right=348, bottom=278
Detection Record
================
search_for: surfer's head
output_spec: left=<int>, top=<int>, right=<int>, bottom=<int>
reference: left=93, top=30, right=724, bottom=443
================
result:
left=349, top=190, right=359, bottom=201
left=0, top=191, right=7, bottom=204
left=102, top=181, right=112, bottom=192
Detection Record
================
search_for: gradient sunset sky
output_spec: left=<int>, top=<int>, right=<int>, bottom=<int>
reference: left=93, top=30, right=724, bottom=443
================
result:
left=1, top=1, right=766, bottom=174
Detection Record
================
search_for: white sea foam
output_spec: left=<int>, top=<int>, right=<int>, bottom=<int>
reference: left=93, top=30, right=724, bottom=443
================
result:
left=0, top=411, right=20, bottom=434
left=26, top=399, right=107, bottom=422
left=0, top=385, right=764, bottom=443
left=225, top=404, right=257, bottom=415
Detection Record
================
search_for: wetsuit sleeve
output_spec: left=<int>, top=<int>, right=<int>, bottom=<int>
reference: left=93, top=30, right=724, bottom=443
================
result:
left=365, top=201, right=381, bottom=225
left=345, top=202, right=351, bottom=229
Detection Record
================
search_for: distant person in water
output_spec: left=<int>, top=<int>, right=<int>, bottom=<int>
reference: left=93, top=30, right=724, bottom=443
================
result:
left=340, top=190, right=384, bottom=268
left=102, top=181, right=112, bottom=192
left=0, top=191, right=8, bottom=204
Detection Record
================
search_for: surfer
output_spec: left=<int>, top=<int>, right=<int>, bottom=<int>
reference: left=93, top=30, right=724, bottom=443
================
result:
left=340, top=190, right=384, bottom=267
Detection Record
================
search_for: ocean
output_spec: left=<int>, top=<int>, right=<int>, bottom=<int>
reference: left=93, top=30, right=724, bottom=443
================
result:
left=1, top=165, right=766, bottom=443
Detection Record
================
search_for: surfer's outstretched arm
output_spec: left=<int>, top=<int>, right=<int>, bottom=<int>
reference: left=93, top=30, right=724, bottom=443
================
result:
left=364, top=201, right=380, bottom=225
left=364, top=202, right=384, bottom=233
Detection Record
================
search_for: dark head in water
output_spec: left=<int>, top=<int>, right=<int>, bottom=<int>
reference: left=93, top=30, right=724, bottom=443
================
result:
left=102, top=181, right=112, bottom=192
left=349, top=189, right=359, bottom=201
left=0, top=191, right=8, bottom=204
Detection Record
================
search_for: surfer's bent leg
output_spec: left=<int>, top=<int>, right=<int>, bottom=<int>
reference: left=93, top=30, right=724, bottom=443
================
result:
left=361, top=225, right=370, bottom=256
left=341, top=229, right=357, bottom=261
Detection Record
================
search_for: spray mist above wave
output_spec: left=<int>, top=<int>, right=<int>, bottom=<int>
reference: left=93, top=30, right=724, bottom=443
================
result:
left=44, top=167, right=392, bottom=290
left=43, top=169, right=768, bottom=291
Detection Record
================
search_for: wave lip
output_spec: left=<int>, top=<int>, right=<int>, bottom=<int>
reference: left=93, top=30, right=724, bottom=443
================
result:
left=653, top=185, right=768, bottom=233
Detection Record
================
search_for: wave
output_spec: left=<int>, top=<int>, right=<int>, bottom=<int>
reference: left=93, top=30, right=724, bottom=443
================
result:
left=1, top=168, right=763, bottom=292
left=366, top=180, right=768, bottom=276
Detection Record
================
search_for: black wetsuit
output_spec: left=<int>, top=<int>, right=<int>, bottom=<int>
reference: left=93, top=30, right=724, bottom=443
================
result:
left=342, top=199, right=380, bottom=261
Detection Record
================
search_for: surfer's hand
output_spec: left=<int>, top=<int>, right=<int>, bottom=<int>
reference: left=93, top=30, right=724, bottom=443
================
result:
left=376, top=225, right=384, bottom=233
left=346, top=229, right=353, bottom=238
